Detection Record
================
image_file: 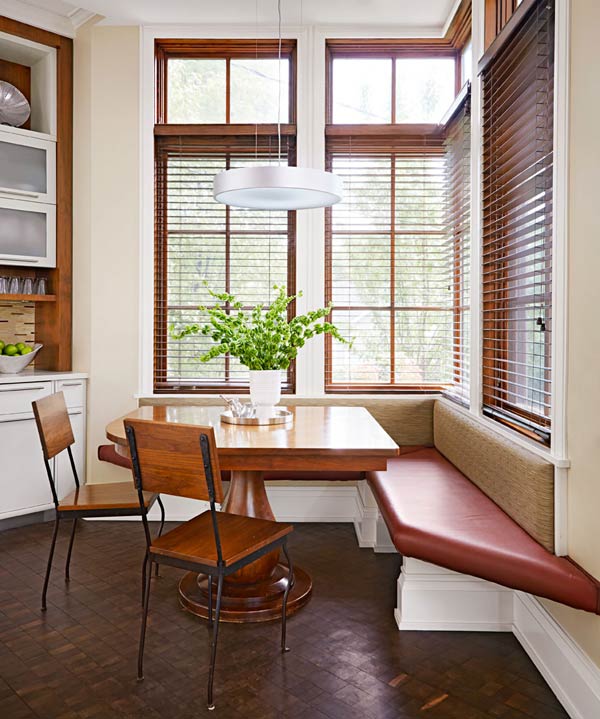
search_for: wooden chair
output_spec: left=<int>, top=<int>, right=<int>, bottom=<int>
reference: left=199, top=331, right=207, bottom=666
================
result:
left=32, top=392, right=165, bottom=611
left=124, top=417, right=295, bottom=711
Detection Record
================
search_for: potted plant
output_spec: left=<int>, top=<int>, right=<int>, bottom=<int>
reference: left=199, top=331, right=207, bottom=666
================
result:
left=171, top=285, right=350, bottom=419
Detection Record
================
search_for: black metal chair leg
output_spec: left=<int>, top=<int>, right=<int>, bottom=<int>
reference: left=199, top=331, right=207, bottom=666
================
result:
left=154, top=497, right=165, bottom=577
left=42, top=516, right=60, bottom=611
left=65, top=518, right=78, bottom=582
left=207, top=573, right=224, bottom=711
left=281, top=541, right=294, bottom=652
left=207, top=575, right=213, bottom=627
left=138, top=558, right=153, bottom=681
left=141, top=552, right=149, bottom=607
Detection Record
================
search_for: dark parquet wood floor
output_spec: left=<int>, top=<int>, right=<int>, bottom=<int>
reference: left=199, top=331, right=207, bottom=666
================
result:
left=0, top=521, right=568, bottom=719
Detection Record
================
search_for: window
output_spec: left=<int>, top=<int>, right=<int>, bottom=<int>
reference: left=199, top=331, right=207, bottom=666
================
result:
left=332, top=59, right=392, bottom=123
left=443, top=88, right=471, bottom=405
left=330, top=51, right=457, bottom=125
left=461, top=39, right=473, bottom=85
left=325, top=42, right=467, bottom=393
left=395, top=58, right=456, bottom=123
left=480, top=0, right=554, bottom=442
left=154, top=40, right=297, bottom=393
left=485, top=0, right=527, bottom=49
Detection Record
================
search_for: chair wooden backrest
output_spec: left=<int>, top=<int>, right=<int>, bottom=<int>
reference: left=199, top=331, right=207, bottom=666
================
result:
left=124, top=418, right=223, bottom=503
left=32, top=391, right=79, bottom=507
left=32, top=392, right=75, bottom=460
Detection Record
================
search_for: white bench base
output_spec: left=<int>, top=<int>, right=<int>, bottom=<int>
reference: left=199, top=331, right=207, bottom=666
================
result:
left=396, top=557, right=514, bottom=631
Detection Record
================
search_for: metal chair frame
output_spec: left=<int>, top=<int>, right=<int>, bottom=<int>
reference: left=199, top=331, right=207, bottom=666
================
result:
left=126, top=424, right=294, bottom=711
left=38, top=420, right=165, bottom=612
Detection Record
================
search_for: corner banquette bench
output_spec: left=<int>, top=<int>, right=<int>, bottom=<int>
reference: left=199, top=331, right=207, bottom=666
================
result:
left=99, top=396, right=600, bottom=614
left=368, top=400, right=600, bottom=615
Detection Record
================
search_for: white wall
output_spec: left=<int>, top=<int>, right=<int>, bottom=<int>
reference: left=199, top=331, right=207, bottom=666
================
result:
left=73, top=21, right=141, bottom=484
left=540, top=0, right=600, bottom=668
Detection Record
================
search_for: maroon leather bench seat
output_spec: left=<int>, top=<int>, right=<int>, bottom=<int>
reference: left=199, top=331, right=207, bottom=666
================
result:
left=98, top=444, right=131, bottom=469
left=368, top=448, right=600, bottom=614
left=98, top=445, right=362, bottom=482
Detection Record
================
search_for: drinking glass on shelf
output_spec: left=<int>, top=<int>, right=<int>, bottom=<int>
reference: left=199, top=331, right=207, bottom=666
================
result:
left=36, top=278, right=47, bottom=295
left=22, top=278, right=34, bottom=294
left=0, top=276, right=8, bottom=294
left=8, top=276, right=21, bottom=294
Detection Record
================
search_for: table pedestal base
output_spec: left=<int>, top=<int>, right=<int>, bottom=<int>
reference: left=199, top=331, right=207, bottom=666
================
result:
left=178, top=563, right=312, bottom=623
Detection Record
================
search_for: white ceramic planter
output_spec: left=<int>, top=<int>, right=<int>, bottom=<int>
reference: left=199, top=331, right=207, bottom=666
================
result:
left=249, top=369, right=281, bottom=421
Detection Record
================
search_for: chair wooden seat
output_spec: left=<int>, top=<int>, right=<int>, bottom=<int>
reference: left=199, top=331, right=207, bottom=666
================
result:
left=58, top=482, right=158, bottom=513
left=151, top=511, right=292, bottom=567
left=125, top=416, right=295, bottom=710
left=32, top=392, right=165, bottom=612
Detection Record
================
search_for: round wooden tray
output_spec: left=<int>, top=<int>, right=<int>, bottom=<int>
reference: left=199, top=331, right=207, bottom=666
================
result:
left=220, top=408, right=293, bottom=426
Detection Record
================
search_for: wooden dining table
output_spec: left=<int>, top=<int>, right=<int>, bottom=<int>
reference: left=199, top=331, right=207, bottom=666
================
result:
left=106, top=404, right=399, bottom=623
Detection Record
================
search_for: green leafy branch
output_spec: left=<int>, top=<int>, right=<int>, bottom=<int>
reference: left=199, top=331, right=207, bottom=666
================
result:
left=170, top=284, right=352, bottom=371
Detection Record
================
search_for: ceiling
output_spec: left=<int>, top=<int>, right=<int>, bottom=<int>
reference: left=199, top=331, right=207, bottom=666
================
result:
left=3, top=0, right=458, bottom=36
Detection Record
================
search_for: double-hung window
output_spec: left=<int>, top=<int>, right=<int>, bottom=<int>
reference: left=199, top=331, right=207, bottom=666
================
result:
left=154, top=40, right=297, bottom=393
left=324, top=42, right=470, bottom=396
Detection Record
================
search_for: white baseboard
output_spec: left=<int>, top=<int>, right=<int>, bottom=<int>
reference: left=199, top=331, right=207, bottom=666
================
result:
left=395, top=559, right=600, bottom=719
left=514, top=593, right=600, bottom=719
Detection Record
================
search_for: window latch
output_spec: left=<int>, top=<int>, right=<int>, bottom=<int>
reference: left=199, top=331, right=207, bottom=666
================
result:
left=536, top=317, right=546, bottom=332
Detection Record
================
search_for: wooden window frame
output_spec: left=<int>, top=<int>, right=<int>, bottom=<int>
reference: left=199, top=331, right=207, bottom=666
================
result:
left=155, top=38, right=297, bottom=126
left=325, top=41, right=462, bottom=127
left=153, top=39, right=297, bottom=395
left=324, top=40, right=469, bottom=394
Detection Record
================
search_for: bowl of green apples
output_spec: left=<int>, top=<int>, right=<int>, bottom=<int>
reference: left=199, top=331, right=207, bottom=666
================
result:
left=0, top=341, right=42, bottom=374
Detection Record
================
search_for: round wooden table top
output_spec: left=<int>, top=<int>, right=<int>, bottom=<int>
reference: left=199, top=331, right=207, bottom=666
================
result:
left=106, top=404, right=399, bottom=472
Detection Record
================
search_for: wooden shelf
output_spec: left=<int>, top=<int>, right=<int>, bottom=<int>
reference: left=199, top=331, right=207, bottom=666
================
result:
left=0, top=294, right=56, bottom=302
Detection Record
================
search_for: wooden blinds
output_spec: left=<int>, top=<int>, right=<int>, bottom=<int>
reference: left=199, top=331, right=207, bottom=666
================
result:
left=325, top=133, right=454, bottom=392
left=480, top=0, right=554, bottom=443
left=154, top=135, right=296, bottom=393
left=443, top=88, right=471, bottom=405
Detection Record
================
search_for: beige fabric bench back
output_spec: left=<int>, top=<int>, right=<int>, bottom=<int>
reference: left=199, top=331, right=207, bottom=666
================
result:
left=433, top=401, right=555, bottom=553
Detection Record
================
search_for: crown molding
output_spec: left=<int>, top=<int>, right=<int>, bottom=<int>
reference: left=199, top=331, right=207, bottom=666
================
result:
left=0, top=0, right=91, bottom=38
left=67, top=8, right=95, bottom=30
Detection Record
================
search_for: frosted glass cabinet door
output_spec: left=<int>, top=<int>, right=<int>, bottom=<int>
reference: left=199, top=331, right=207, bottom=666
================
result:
left=0, top=132, right=56, bottom=204
left=0, top=198, right=56, bottom=267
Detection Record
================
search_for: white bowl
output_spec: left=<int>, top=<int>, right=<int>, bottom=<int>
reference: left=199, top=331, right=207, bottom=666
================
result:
left=0, top=344, right=43, bottom=374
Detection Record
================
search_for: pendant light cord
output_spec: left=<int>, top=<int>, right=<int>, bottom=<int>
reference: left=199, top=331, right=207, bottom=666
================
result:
left=277, top=0, right=282, bottom=166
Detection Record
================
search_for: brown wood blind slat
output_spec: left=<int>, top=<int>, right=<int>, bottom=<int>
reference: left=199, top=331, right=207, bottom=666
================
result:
left=154, top=135, right=296, bottom=393
left=481, top=0, right=554, bottom=444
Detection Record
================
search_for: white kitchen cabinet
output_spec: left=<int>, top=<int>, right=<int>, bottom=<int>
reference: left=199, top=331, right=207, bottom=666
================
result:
left=0, top=131, right=56, bottom=204
left=0, top=372, right=87, bottom=520
left=0, top=197, right=56, bottom=267
left=0, top=414, right=50, bottom=514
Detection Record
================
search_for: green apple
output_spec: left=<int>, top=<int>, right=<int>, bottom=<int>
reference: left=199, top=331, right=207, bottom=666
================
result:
left=15, top=342, right=26, bottom=352
left=0, top=340, right=4, bottom=352
left=4, top=344, right=18, bottom=356
left=20, top=346, right=33, bottom=355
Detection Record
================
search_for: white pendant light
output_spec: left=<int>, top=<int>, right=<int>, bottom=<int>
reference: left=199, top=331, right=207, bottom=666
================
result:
left=213, top=165, right=343, bottom=210
left=212, top=0, right=343, bottom=211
